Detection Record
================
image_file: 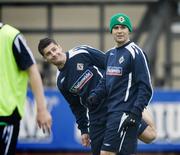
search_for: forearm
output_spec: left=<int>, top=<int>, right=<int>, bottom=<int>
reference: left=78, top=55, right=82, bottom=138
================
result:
left=131, top=82, right=153, bottom=116
left=71, top=105, right=89, bottom=134
left=28, top=64, right=47, bottom=111
left=27, top=64, right=52, bottom=133
left=92, top=76, right=106, bottom=98
left=142, top=108, right=155, bottom=129
left=66, top=95, right=89, bottom=135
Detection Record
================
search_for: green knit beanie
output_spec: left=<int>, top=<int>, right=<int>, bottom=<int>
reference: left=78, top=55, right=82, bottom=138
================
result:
left=109, top=13, right=132, bottom=33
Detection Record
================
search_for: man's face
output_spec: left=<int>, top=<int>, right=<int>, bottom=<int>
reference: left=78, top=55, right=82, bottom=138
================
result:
left=112, top=25, right=130, bottom=46
left=43, top=42, right=63, bottom=66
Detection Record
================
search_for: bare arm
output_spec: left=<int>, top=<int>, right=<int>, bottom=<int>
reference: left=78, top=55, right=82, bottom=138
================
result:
left=27, top=64, right=52, bottom=133
left=142, top=108, right=155, bottom=129
left=138, top=108, right=157, bottom=143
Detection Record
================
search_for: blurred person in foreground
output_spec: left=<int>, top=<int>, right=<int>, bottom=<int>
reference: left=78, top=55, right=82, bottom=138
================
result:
left=0, top=23, right=52, bottom=155
left=38, top=37, right=156, bottom=155
left=87, top=13, right=153, bottom=155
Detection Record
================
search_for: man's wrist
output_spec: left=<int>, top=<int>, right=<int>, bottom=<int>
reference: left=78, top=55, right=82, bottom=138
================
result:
left=81, top=128, right=89, bottom=135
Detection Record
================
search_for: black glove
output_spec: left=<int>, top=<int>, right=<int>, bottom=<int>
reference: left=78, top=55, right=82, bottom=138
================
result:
left=87, top=92, right=99, bottom=107
left=122, top=113, right=140, bottom=128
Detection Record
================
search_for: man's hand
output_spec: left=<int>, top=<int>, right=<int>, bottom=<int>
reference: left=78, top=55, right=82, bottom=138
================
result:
left=37, top=108, right=52, bottom=134
left=81, top=133, right=91, bottom=147
left=122, top=113, right=140, bottom=128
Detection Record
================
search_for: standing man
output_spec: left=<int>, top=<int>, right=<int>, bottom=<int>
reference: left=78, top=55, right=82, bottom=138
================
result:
left=88, top=13, right=153, bottom=155
left=38, top=37, right=155, bottom=155
left=0, top=23, right=52, bottom=155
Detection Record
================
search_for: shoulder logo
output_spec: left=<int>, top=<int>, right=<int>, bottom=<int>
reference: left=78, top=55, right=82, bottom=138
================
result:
left=77, top=63, right=84, bottom=71
left=119, top=56, right=125, bottom=64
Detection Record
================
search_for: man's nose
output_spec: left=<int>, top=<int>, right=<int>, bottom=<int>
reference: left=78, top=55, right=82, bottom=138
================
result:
left=50, top=51, right=56, bottom=56
left=117, top=27, right=123, bottom=31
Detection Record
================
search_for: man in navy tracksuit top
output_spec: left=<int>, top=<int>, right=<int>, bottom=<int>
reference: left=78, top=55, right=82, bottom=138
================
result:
left=38, top=38, right=154, bottom=155
left=88, top=13, right=153, bottom=155
left=56, top=45, right=108, bottom=150
left=38, top=39, right=107, bottom=154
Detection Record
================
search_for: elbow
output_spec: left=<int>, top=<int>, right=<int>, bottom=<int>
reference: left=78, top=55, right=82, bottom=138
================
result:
left=143, top=127, right=157, bottom=144
left=138, top=125, right=157, bottom=144
left=144, top=135, right=156, bottom=144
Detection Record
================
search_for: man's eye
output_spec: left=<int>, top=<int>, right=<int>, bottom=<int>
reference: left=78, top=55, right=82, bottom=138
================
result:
left=51, top=47, right=57, bottom=52
left=45, top=53, right=50, bottom=56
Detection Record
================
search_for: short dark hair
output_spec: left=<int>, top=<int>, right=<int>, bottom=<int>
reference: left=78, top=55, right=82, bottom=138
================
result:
left=38, top=38, right=58, bottom=56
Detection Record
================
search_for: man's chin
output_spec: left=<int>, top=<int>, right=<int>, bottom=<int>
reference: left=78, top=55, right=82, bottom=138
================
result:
left=117, top=40, right=125, bottom=44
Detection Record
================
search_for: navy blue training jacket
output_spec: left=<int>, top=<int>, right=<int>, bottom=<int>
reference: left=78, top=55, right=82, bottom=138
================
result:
left=92, top=41, right=153, bottom=116
left=56, top=45, right=106, bottom=134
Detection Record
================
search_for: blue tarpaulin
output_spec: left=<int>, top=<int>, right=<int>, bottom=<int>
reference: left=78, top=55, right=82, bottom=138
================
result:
left=17, top=89, right=180, bottom=152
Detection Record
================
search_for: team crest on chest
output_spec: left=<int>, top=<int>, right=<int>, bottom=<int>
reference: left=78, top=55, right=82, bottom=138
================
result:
left=77, top=63, right=84, bottom=70
left=119, top=56, right=125, bottom=64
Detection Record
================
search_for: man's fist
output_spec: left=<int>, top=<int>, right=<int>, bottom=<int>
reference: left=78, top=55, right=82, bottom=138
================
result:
left=81, top=134, right=90, bottom=147
left=122, top=113, right=140, bottom=128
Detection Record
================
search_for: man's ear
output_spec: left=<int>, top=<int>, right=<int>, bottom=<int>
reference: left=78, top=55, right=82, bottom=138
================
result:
left=41, top=55, right=48, bottom=62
